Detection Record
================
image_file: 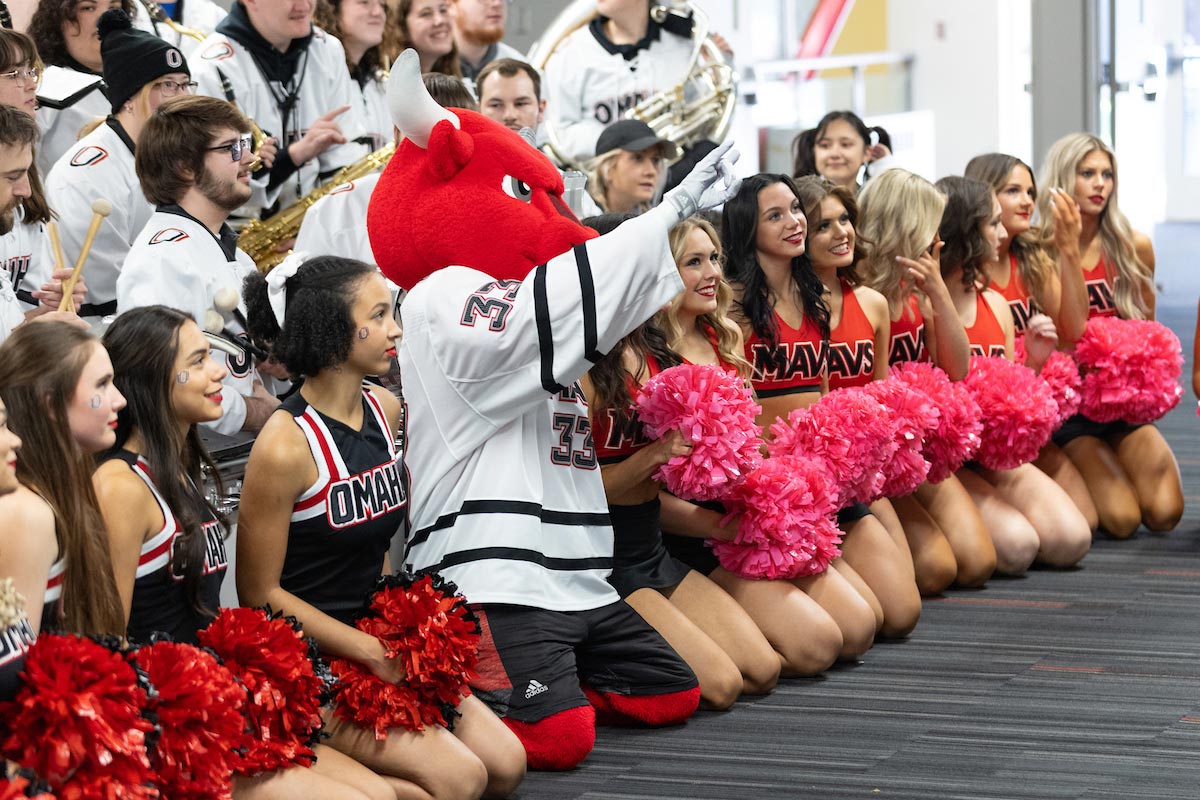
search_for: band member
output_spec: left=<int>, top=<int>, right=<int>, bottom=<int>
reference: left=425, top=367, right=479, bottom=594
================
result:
left=587, top=119, right=674, bottom=214
left=314, top=0, right=390, bottom=153
left=382, top=0, right=461, bottom=76
left=29, top=0, right=133, bottom=174
left=191, top=0, right=365, bottom=221
left=476, top=57, right=544, bottom=134
left=541, top=0, right=693, bottom=164
left=453, top=0, right=524, bottom=87
left=24, top=9, right=191, bottom=325
left=117, top=95, right=281, bottom=434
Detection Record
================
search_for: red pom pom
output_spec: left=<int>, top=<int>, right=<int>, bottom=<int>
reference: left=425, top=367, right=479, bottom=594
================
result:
left=862, top=379, right=938, bottom=498
left=1074, top=317, right=1183, bottom=424
left=962, top=356, right=1059, bottom=469
left=197, top=608, right=326, bottom=776
left=132, top=641, right=246, bottom=800
left=889, top=362, right=983, bottom=483
left=0, top=634, right=156, bottom=796
left=330, top=573, right=480, bottom=738
left=0, top=769, right=53, bottom=800
left=767, top=387, right=896, bottom=507
left=636, top=364, right=763, bottom=500
left=712, top=455, right=842, bottom=579
left=1037, top=350, right=1082, bottom=426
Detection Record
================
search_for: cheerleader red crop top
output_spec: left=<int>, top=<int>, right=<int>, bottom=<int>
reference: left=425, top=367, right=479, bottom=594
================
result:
left=828, top=281, right=876, bottom=390
left=989, top=253, right=1036, bottom=332
left=888, top=295, right=927, bottom=365
left=965, top=291, right=1007, bottom=358
left=744, top=311, right=825, bottom=398
left=1083, top=255, right=1118, bottom=318
left=592, top=354, right=661, bottom=464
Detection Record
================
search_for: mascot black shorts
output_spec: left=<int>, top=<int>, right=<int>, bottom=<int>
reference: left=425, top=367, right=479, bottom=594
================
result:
left=469, top=600, right=697, bottom=722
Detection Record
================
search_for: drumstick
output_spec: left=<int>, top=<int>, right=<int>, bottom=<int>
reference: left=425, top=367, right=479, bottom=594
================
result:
left=58, top=199, right=112, bottom=313
left=46, top=220, right=68, bottom=309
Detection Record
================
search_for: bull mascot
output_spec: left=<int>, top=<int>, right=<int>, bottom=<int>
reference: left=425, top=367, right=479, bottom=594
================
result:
left=367, top=49, right=741, bottom=770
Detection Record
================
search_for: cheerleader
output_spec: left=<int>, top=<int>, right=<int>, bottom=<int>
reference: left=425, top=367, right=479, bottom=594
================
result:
left=582, top=218, right=782, bottom=706
left=855, top=169, right=996, bottom=594
left=0, top=399, right=34, bottom=702
left=651, top=215, right=843, bottom=675
left=789, top=175, right=921, bottom=636
left=382, top=0, right=461, bottom=76
left=933, top=176, right=1091, bottom=571
left=964, top=152, right=1098, bottom=530
left=0, top=322, right=126, bottom=638
left=238, top=255, right=525, bottom=799
left=792, top=111, right=894, bottom=192
left=314, top=0, right=392, bottom=153
left=95, top=305, right=400, bottom=800
left=1036, top=133, right=1183, bottom=537
left=721, top=173, right=879, bottom=657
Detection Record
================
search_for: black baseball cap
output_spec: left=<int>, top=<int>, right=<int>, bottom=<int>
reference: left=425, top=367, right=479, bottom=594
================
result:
left=594, top=119, right=680, bottom=160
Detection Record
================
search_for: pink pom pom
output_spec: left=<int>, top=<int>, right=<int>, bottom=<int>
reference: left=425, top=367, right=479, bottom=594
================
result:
left=862, top=379, right=937, bottom=498
left=767, top=388, right=896, bottom=507
left=889, top=362, right=983, bottom=483
left=962, top=356, right=1059, bottom=470
left=1074, top=317, right=1183, bottom=424
left=712, top=455, right=842, bottom=580
left=1037, top=350, right=1082, bottom=426
left=636, top=364, right=763, bottom=501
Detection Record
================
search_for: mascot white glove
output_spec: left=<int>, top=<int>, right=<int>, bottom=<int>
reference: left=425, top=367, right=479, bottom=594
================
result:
left=663, top=140, right=742, bottom=222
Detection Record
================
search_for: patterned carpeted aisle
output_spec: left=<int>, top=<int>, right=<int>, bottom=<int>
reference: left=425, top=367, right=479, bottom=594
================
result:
left=515, top=301, right=1200, bottom=800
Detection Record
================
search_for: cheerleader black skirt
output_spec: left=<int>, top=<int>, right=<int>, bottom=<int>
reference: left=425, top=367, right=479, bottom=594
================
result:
left=608, top=498, right=692, bottom=598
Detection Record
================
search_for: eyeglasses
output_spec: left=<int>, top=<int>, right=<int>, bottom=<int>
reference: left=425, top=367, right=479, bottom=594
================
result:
left=207, top=134, right=254, bottom=162
left=0, top=68, right=41, bottom=87
left=152, top=79, right=198, bottom=97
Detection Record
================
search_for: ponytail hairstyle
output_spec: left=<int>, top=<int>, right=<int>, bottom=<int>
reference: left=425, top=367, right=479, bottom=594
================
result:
left=101, top=306, right=224, bottom=618
left=792, top=174, right=868, bottom=285
left=244, top=256, right=379, bottom=378
left=934, top=175, right=995, bottom=290
left=657, top=216, right=753, bottom=379
left=964, top=152, right=1055, bottom=305
left=721, top=173, right=830, bottom=348
left=856, top=169, right=946, bottom=315
left=791, top=110, right=892, bottom=182
left=1035, top=133, right=1153, bottom=319
left=0, top=322, right=124, bottom=636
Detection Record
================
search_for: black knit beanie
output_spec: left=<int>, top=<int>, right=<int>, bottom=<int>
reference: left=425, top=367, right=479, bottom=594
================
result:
left=99, top=9, right=190, bottom=114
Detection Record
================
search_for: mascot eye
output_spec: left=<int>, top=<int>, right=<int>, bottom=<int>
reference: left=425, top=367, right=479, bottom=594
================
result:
left=503, top=176, right=534, bottom=203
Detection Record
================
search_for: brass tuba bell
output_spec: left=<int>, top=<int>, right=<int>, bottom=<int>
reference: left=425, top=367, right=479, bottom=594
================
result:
left=527, top=0, right=737, bottom=172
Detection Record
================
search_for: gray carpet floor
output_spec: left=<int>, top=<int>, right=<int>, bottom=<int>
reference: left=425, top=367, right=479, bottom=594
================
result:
left=514, top=300, right=1200, bottom=800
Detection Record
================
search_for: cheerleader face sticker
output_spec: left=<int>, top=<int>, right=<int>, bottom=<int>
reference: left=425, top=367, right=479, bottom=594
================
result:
left=67, top=342, right=126, bottom=454
left=171, top=321, right=228, bottom=426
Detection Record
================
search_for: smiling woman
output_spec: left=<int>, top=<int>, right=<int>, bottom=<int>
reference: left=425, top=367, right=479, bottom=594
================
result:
left=588, top=118, right=678, bottom=214
left=382, top=0, right=461, bottom=76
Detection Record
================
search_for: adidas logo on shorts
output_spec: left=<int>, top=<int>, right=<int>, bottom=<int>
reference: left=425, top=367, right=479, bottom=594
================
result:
left=524, top=679, right=549, bottom=699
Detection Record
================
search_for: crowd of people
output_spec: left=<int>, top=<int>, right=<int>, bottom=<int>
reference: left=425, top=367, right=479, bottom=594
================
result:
left=0, top=0, right=1187, bottom=797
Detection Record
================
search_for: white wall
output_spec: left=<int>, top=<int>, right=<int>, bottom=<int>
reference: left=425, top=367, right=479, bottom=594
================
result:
left=885, top=0, right=1029, bottom=179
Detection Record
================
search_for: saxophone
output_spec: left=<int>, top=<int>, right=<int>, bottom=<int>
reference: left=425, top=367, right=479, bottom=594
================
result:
left=240, top=142, right=396, bottom=272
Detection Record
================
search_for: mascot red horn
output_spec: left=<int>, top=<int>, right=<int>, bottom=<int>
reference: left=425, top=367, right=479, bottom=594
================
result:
left=368, top=49, right=741, bottom=771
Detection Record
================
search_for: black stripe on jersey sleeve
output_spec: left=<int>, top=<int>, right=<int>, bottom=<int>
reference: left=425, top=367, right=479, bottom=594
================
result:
left=432, top=547, right=613, bottom=573
left=409, top=499, right=611, bottom=547
left=533, top=263, right=568, bottom=394
left=573, top=244, right=602, bottom=363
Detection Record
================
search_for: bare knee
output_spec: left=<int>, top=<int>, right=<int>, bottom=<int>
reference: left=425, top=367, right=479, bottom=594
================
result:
left=482, top=742, right=526, bottom=799
left=427, top=753, right=488, bottom=800
left=780, top=615, right=841, bottom=677
left=742, top=657, right=780, bottom=696
left=992, top=528, right=1039, bottom=576
left=699, top=661, right=743, bottom=711
left=836, top=605, right=877, bottom=661
left=878, top=591, right=921, bottom=640
left=1038, top=520, right=1093, bottom=568
left=1098, top=501, right=1142, bottom=539
left=913, top=549, right=957, bottom=596
left=954, top=545, right=996, bottom=589
left=1142, top=500, right=1183, bottom=533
